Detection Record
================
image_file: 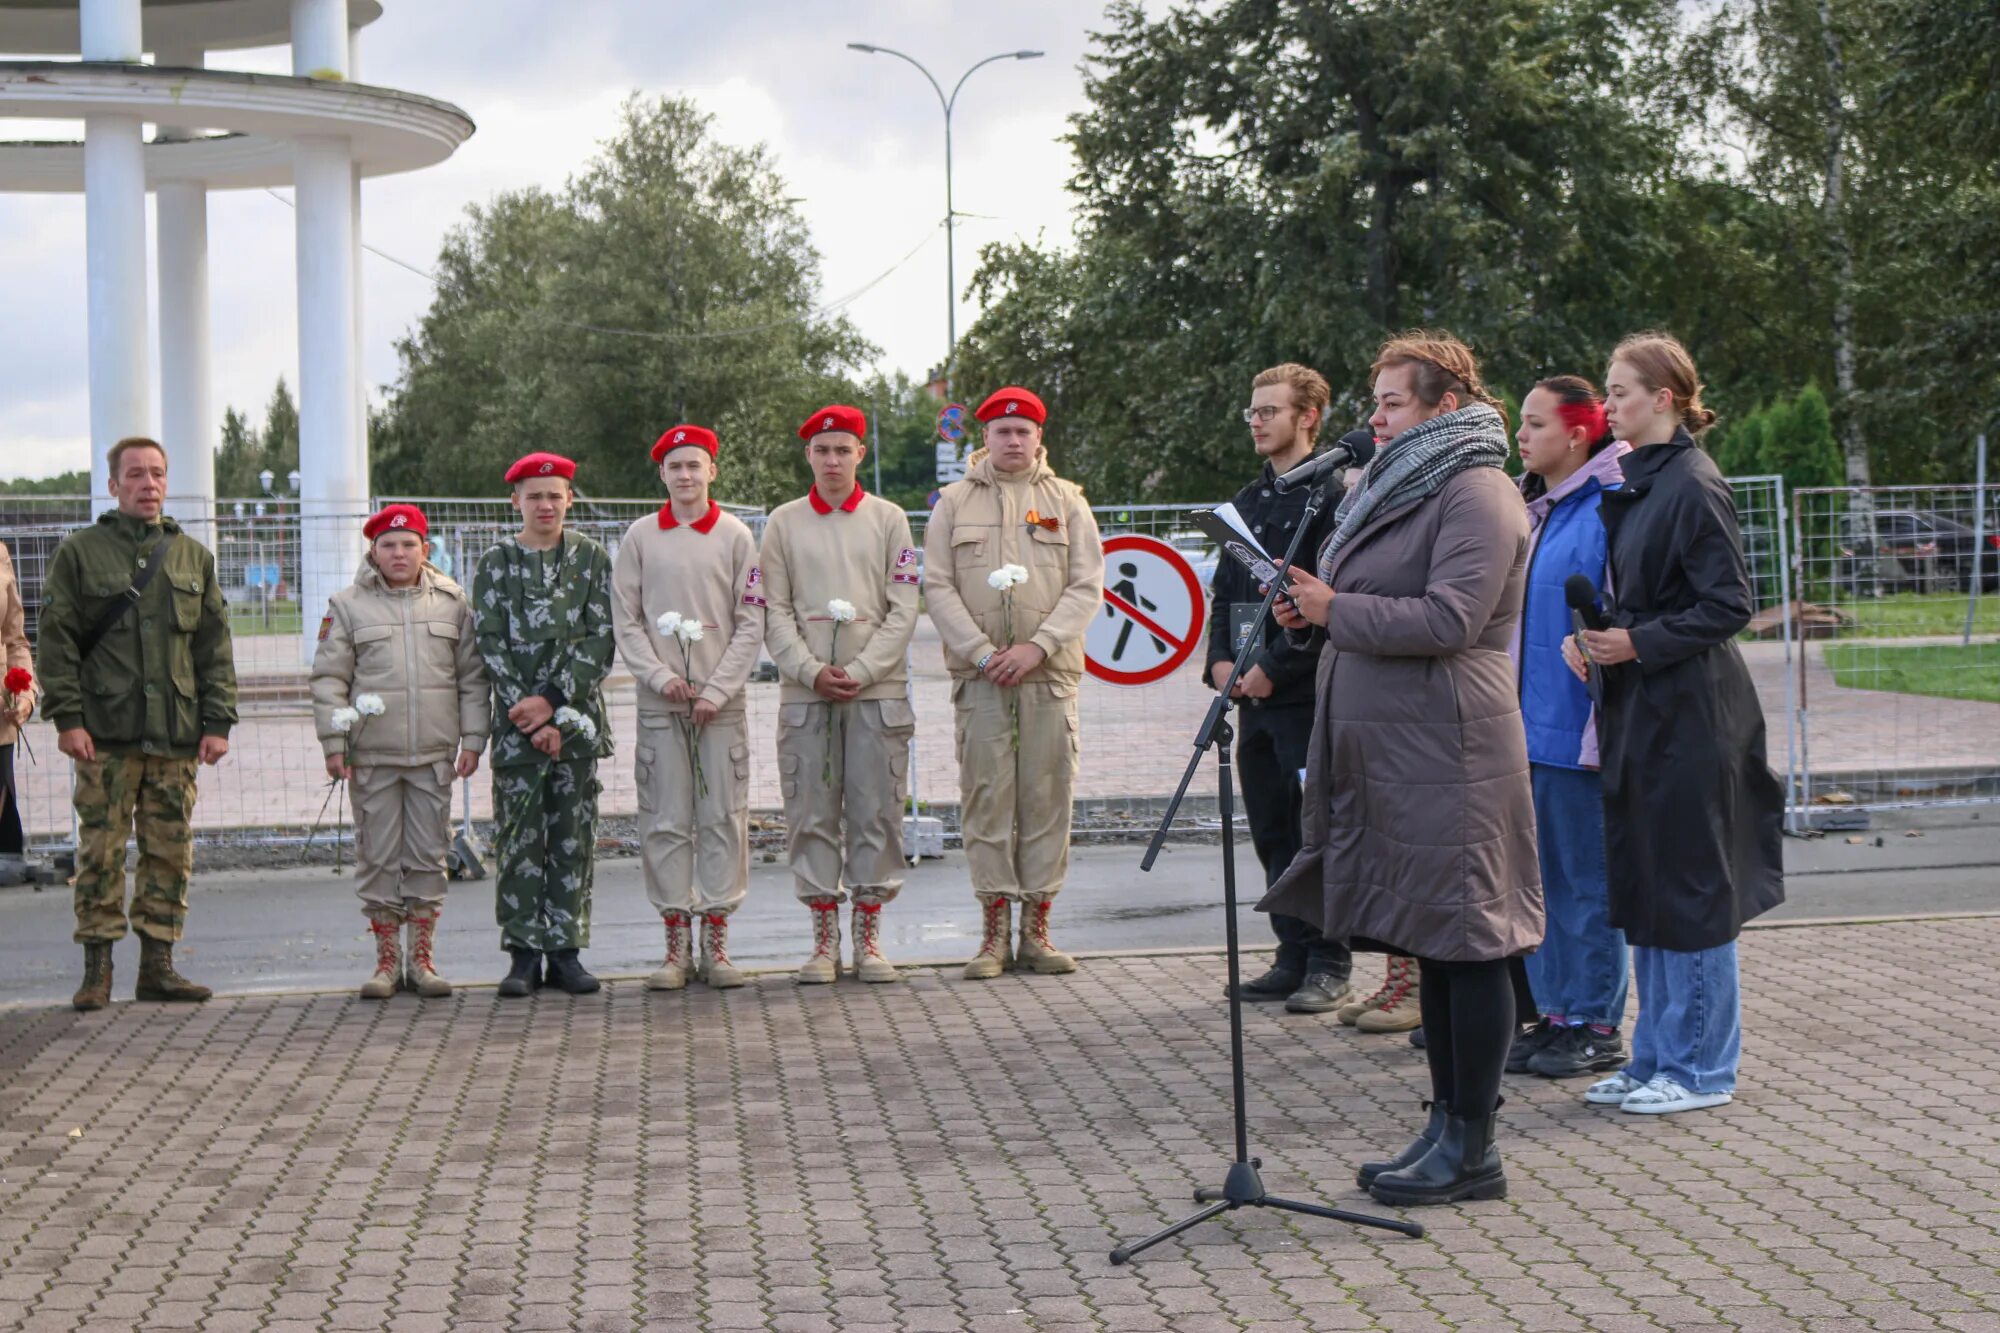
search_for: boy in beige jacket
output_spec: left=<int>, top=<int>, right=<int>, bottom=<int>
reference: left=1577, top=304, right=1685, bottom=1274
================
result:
left=611, top=425, right=765, bottom=990
left=923, top=387, right=1104, bottom=979
left=760, top=405, right=920, bottom=983
left=310, top=505, right=489, bottom=998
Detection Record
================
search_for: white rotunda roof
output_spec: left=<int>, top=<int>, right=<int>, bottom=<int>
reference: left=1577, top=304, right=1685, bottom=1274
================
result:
left=0, top=0, right=383, bottom=54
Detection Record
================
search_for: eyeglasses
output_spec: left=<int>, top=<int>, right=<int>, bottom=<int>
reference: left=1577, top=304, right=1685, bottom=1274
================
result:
left=1241, top=406, right=1285, bottom=424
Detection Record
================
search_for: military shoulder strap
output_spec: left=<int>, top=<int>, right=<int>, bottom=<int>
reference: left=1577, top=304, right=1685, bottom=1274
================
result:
left=77, top=531, right=173, bottom=661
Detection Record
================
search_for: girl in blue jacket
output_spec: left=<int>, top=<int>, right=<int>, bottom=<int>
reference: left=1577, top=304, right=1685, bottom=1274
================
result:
left=1509, top=377, right=1631, bottom=1079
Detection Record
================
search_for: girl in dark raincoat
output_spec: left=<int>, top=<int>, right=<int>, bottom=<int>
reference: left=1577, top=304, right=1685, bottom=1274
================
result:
left=1565, top=331, right=1785, bottom=1115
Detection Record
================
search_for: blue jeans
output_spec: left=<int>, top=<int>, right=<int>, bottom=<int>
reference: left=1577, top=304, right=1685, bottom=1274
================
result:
left=1628, top=943, right=1741, bottom=1094
left=1524, top=765, right=1628, bottom=1028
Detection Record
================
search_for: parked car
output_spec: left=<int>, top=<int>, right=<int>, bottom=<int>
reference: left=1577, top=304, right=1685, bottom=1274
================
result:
left=1836, top=509, right=1999, bottom=595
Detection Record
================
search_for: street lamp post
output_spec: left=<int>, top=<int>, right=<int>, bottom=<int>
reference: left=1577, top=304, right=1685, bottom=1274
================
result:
left=847, top=43, right=1043, bottom=391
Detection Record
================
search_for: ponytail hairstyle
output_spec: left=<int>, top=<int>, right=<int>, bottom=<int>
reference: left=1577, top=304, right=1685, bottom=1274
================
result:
left=1535, top=374, right=1615, bottom=454
left=1370, top=330, right=1508, bottom=429
left=1608, top=331, right=1717, bottom=436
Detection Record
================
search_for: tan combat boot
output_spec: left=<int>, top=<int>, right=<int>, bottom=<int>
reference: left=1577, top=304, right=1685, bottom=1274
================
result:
left=1354, top=956, right=1422, bottom=1033
left=648, top=912, right=692, bottom=991
left=134, top=936, right=212, bottom=1003
left=701, top=913, right=745, bottom=989
left=361, top=919, right=401, bottom=1000
left=962, top=896, right=1013, bottom=980
left=1017, top=898, right=1078, bottom=975
left=797, top=898, right=840, bottom=985
left=73, top=942, right=113, bottom=1012
left=406, top=911, right=452, bottom=998
left=1338, top=960, right=1395, bottom=1025
left=850, top=901, right=899, bottom=983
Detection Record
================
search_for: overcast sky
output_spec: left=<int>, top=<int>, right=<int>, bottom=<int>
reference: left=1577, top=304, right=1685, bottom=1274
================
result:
left=0, top=0, right=1127, bottom=482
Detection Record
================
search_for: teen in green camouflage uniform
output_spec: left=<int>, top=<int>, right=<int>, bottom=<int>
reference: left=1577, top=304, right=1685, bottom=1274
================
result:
left=35, top=438, right=237, bottom=1010
left=473, top=452, right=615, bottom=996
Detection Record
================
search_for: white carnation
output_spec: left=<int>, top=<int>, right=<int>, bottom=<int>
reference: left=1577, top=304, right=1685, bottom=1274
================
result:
left=827, top=599, right=857, bottom=623
left=987, top=569, right=1012, bottom=590
left=573, top=714, right=598, bottom=742
left=353, top=693, right=386, bottom=717
left=330, top=707, right=360, bottom=734
left=655, top=611, right=683, bottom=637
left=678, top=621, right=706, bottom=644
left=1006, top=563, right=1029, bottom=584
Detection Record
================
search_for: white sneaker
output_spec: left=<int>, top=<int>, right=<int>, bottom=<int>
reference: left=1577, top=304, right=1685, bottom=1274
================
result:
left=1584, top=1070, right=1645, bottom=1105
left=1619, top=1074, right=1734, bottom=1115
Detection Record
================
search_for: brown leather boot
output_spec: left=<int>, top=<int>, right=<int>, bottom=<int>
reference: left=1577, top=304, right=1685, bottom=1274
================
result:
left=360, top=919, right=400, bottom=999
left=135, top=936, right=212, bottom=1002
left=406, top=911, right=452, bottom=998
left=73, top=942, right=113, bottom=1011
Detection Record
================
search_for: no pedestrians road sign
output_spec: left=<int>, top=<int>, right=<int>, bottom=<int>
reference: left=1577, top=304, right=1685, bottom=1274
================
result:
left=1086, top=534, right=1206, bottom=686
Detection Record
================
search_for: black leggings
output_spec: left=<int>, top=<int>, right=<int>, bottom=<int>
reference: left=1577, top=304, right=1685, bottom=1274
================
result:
left=1417, top=956, right=1516, bottom=1117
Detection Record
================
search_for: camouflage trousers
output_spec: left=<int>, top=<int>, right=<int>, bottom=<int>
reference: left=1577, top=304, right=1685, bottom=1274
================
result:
left=72, top=752, right=199, bottom=945
left=492, top=755, right=599, bottom=952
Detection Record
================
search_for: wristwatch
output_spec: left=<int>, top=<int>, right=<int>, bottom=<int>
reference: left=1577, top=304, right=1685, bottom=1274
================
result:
left=975, top=651, right=994, bottom=673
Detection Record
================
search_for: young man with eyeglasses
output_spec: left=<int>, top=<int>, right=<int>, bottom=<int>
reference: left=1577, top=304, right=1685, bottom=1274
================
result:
left=1204, top=364, right=1356, bottom=1015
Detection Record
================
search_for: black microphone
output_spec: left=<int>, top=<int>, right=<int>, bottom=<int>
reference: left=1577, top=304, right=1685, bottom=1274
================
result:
left=1271, top=429, right=1378, bottom=494
left=1564, top=574, right=1607, bottom=631
left=1565, top=574, right=1607, bottom=704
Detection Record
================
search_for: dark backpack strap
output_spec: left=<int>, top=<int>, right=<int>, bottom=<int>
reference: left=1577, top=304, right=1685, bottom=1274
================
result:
left=78, top=532, right=173, bottom=661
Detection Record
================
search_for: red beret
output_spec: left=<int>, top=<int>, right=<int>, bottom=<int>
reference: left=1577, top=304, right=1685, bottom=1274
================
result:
left=798, top=404, right=868, bottom=442
left=652, top=425, right=718, bottom=462
left=363, top=504, right=428, bottom=542
left=504, top=452, right=576, bottom=483
left=974, top=387, right=1046, bottom=425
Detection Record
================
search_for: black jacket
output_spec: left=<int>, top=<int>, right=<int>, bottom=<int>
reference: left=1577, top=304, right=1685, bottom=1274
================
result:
left=1596, top=430, right=1785, bottom=951
left=1204, top=456, right=1343, bottom=711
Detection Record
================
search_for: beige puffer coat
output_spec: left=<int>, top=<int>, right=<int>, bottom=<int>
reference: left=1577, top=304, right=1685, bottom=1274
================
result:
left=310, top=561, right=490, bottom=765
left=0, top=541, right=33, bottom=747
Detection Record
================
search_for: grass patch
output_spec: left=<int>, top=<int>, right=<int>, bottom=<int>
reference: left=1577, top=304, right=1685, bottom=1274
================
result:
left=1824, top=641, right=2000, bottom=704
left=1812, top=591, right=2000, bottom=638
left=227, top=602, right=304, bottom=637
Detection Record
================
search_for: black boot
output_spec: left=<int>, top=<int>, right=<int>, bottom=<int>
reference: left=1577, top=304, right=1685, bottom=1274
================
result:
left=1357, top=1102, right=1447, bottom=1188
left=498, top=947, right=542, bottom=998
left=1227, top=963, right=1303, bottom=1002
left=1368, top=1108, right=1507, bottom=1206
left=544, top=948, right=600, bottom=995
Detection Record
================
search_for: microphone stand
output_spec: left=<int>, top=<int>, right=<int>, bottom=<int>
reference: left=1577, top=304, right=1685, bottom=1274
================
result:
left=1109, top=474, right=1422, bottom=1265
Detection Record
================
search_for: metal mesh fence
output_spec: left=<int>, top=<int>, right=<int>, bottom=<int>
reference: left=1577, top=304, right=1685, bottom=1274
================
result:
left=0, top=483, right=1840, bottom=851
left=1789, top=484, right=1999, bottom=812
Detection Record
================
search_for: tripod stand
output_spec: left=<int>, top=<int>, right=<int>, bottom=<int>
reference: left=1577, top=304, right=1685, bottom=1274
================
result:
left=1109, top=477, right=1422, bottom=1265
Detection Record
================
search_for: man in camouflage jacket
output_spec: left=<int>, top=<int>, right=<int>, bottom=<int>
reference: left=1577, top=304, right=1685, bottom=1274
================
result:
left=36, top=438, right=237, bottom=1010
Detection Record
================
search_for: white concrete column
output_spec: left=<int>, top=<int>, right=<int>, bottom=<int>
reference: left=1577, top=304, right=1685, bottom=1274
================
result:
left=348, top=26, right=368, bottom=489
left=290, top=0, right=351, bottom=79
left=295, top=134, right=364, bottom=665
left=82, top=0, right=150, bottom=512
left=156, top=182, right=214, bottom=529
left=81, top=0, right=143, bottom=62
left=155, top=47, right=215, bottom=531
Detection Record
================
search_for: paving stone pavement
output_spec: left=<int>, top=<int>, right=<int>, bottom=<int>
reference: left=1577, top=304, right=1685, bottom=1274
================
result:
left=1, top=917, right=1998, bottom=1332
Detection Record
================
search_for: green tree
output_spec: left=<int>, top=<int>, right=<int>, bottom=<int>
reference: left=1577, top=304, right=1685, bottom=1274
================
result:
left=212, top=405, right=258, bottom=498
left=372, top=97, right=875, bottom=507
left=1760, top=382, right=1845, bottom=493
left=955, top=0, right=1724, bottom=501
left=0, top=470, right=90, bottom=495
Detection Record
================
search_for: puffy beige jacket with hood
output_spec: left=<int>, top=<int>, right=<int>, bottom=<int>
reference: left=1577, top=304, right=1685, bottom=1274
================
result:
left=923, top=445, right=1104, bottom=686
left=0, top=541, right=33, bottom=747
left=310, top=560, right=490, bottom=765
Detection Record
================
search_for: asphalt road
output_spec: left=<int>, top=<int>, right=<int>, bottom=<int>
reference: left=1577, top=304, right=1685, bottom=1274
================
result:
left=1, top=807, right=1993, bottom=1009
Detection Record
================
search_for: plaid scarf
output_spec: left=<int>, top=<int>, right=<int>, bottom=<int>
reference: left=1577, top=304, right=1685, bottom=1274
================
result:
left=1317, top=402, right=1511, bottom=582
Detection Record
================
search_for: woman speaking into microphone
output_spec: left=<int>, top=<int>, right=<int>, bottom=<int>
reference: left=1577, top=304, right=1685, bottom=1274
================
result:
left=1265, top=331, right=1542, bottom=1207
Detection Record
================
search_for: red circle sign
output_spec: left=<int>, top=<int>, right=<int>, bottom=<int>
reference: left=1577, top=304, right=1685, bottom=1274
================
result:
left=1086, top=534, right=1206, bottom=686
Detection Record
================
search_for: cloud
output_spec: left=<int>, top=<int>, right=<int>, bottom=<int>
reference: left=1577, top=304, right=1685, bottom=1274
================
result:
left=0, top=0, right=1110, bottom=482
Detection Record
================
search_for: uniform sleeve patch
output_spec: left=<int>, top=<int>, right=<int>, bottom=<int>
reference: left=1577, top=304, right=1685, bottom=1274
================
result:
left=741, top=565, right=767, bottom=606
left=891, top=572, right=921, bottom=585
left=317, top=613, right=334, bottom=641
left=896, top=547, right=917, bottom=567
